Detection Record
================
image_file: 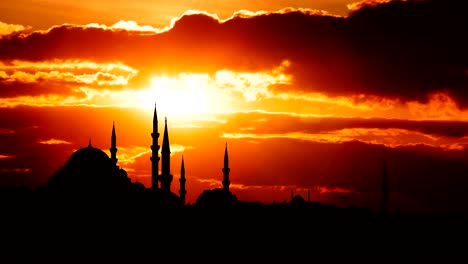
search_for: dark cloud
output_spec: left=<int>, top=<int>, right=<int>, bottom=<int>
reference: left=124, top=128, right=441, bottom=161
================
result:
left=225, top=137, right=468, bottom=215
left=344, top=0, right=468, bottom=105
left=1, top=1, right=466, bottom=104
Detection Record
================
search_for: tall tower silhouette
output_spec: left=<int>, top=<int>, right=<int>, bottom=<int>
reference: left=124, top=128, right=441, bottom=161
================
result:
left=381, top=159, right=388, bottom=218
left=222, top=142, right=230, bottom=192
left=150, top=103, right=160, bottom=190
left=160, top=117, right=173, bottom=192
left=179, top=155, right=186, bottom=205
left=110, top=121, right=118, bottom=167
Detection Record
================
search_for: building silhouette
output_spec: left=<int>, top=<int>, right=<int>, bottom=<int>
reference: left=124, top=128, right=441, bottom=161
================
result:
left=41, top=102, right=235, bottom=208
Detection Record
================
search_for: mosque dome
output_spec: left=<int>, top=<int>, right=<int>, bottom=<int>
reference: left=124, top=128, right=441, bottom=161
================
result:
left=67, top=145, right=111, bottom=169
left=195, top=188, right=238, bottom=209
left=44, top=143, right=130, bottom=196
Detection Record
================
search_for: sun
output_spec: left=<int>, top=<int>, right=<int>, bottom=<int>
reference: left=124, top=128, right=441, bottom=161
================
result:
left=115, top=70, right=246, bottom=119
left=137, top=73, right=212, bottom=117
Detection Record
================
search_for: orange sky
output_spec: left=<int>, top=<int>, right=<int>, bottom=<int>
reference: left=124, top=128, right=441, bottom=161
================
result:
left=1, top=0, right=468, bottom=216
left=0, top=0, right=356, bottom=30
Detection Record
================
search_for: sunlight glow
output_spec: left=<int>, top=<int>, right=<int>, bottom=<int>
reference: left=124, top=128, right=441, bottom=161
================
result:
left=145, top=73, right=212, bottom=116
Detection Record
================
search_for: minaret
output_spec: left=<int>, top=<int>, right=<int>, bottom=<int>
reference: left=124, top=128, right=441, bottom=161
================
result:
left=179, top=155, right=186, bottom=206
left=160, top=117, right=173, bottom=192
left=110, top=121, right=118, bottom=167
left=222, top=142, right=230, bottom=192
left=150, top=103, right=160, bottom=190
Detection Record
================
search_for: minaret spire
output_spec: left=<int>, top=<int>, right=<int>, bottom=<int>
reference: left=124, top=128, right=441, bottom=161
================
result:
left=88, top=138, right=92, bottom=148
left=110, top=121, right=118, bottom=167
left=224, top=142, right=229, bottom=168
left=222, top=142, right=230, bottom=192
left=150, top=102, right=160, bottom=190
left=179, top=155, right=186, bottom=206
left=153, top=102, right=158, bottom=133
left=160, top=116, right=173, bottom=192
left=162, top=117, right=170, bottom=158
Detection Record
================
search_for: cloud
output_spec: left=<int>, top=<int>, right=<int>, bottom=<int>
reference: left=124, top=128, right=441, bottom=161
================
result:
left=1, top=1, right=466, bottom=106
left=220, top=111, right=468, bottom=138
left=0, top=60, right=137, bottom=100
left=38, top=139, right=72, bottom=145
left=0, top=21, right=30, bottom=36
left=223, top=129, right=468, bottom=150
left=114, top=146, right=150, bottom=165
left=86, top=20, right=165, bottom=33
left=347, top=0, right=395, bottom=12
left=170, top=144, right=193, bottom=154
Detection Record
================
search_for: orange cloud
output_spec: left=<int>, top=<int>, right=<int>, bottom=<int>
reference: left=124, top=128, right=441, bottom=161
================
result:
left=223, top=128, right=468, bottom=151
left=317, top=186, right=352, bottom=194
left=0, top=21, right=30, bottom=36
left=347, top=0, right=396, bottom=12
left=222, top=129, right=468, bottom=149
left=230, top=7, right=340, bottom=19
left=0, top=60, right=138, bottom=106
left=219, top=111, right=468, bottom=149
left=2, top=2, right=467, bottom=107
left=114, top=146, right=150, bottom=166
left=220, top=110, right=468, bottom=137
left=0, top=95, right=85, bottom=108
left=38, top=139, right=72, bottom=145
left=0, top=62, right=292, bottom=113
left=0, top=60, right=137, bottom=86
left=407, top=93, right=468, bottom=121
left=86, top=20, right=166, bottom=33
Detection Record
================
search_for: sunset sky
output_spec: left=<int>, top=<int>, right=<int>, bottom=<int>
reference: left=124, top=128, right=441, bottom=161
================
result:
left=1, top=0, right=468, bottom=215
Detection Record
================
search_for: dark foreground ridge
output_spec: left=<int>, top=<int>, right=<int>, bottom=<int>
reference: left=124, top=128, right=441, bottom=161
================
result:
left=1, top=189, right=466, bottom=262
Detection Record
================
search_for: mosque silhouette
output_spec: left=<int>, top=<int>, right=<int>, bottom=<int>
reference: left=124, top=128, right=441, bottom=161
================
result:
left=24, top=101, right=400, bottom=228
left=41, top=103, right=237, bottom=209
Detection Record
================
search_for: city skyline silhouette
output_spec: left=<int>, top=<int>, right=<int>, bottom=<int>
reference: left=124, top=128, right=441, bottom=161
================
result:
left=1, top=2, right=468, bottom=247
